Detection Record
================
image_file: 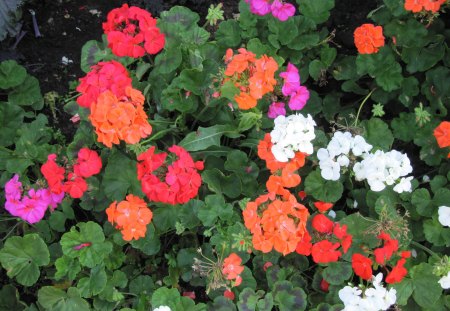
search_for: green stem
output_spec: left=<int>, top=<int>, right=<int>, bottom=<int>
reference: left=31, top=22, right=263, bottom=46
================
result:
left=190, top=105, right=209, bottom=130
left=353, top=88, right=376, bottom=127
left=411, top=241, right=440, bottom=258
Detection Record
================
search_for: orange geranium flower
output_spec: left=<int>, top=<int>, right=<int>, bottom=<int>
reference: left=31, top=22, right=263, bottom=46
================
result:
left=243, top=193, right=309, bottom=256
left=222, top=253, right=244, bottom=280
left=434, top=121, right=450, bottom=158
left=106, top=194, right=153, bottom=241
left=354, top=24, right=385, bottom=54
left=314, top=201, right=334, bottom=213
left=405, top=0, right=446, bottom=13
left=89, top=87, right=152, bottom=148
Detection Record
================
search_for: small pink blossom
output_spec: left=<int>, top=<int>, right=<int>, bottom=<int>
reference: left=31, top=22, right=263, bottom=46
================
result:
left=247, top=0, right=272, bottom=16
left=288, top=86, right=310, bottom=110
left=14, top=189, right=49, bottom=224
left=70, top=114, right=80, bottom=123
left=268, top=102, right=286, bottom=119
left=5, top=174, right=22, bottom=200
left=279, top=63, right=300, bottom=96
left=271, top=0, right=296, bottom=21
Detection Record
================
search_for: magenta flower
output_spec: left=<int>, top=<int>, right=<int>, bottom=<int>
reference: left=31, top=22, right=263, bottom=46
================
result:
left=288, top=86, right=310, bottom=110
left=268, top=102, right=286, bottom=119
left=14, top=189, right=49, bottom=224
left=5, top=174, right=22, bottom=200
left=279, top=63, right=300, bottom=96
left=248, top=0, right=272, bottom=16
left=271, top=0, right=296, bottom=21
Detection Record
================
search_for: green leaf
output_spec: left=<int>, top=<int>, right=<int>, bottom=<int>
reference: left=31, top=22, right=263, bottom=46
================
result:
left=356, top=48, right=403, bottom=92
left=361, top=118, right=394, bottom=151
left=322, top=262, right=352, bottom=285
left=297, top=0, right=335, bottom=24
left=384, top=19, right=428, bottom=48
left=320, top=47, right=337, bottom=67
left=268, top=18, right=298, bottom=46
left=60, top=221, right=112, bottom=268
left=54, top=255, right=81, bottom=281
left=216, top=20, right=241, bottom=48
left=130, top=224, right=161, bottom=256
left=237, top=288, right=259, bottom=311
left=423, top=218, right=450, bottom=247
left=392, top=278, right=414, bottom=306
left=197, top=194, right=233, bottom=226
left=202, top=168, right=242, bottom=199
left=151, top=287, right=181, bottom=311
left=339, top=213, right=379, bottom=248
left=0, top=103, right=24, bottom=147
left=49, top=211, right=67, bottom=232
left=0, top=60, right=27, bottom=89
left=154, top=48, right=183, bottom=75
left=309, top=60, right=326, bottom=81
left=411, top=188, right=432, bottom=217
left=8, top=76, right=44, bottom=109
left=257, top=293, right=274, bottom=311
left=129, top=275, right=154, bottom=296
left=220, top=80, right=240, bottom=101
left=304, top=170, right=343, bottom=202
left=272, top=281, right=307, bottom=311
left=0, top=285, right=24, bottom=311
left=38, top=287, right=90, bottom=311
left=80, top=40, right=111, bottom=73
left=391, top=112, right=417, bottom=142
left=210, top=296, right=237, bottom=311
left=102, top=150, right=143, bottom=201
left=0, top=234, right=49, bottom=286
left=179, top=125, right=231, bottom=152
left=410, top=263, right=442, bottom=308
left=77, top=265, right=107, bottom=297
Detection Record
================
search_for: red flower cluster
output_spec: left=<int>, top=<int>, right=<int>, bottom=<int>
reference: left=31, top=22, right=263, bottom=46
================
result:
left=350, top=232, right=411, bottom=284
left=76, top=60, right=132, bottom=108
left=106, top=194, right=153, bottom=241
left=296, top=214, right=353, bottom=264
left=222, top=253, right=244, bottom=287
left=137, top=145, right=204, bottom=205
left=404, top=0, right=446, bottom=13
left=41, top=148, right=102, bottom=199
left=103, top=4, right=165, bottom=58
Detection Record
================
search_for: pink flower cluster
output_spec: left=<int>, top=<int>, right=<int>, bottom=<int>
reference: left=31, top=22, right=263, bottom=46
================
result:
left=268, top=63, right=310, bottom=119
left=245, top=0, right=295, bottom=22
left=4, top=175, right=64, bottom=224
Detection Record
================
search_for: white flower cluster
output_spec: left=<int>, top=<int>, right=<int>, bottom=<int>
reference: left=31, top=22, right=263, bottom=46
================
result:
left=270, top=113, right=316, bottom=162
left=317, top=131, right=372, bottom=181
left=353, top=150, right=413, bottom=193
left=317, top=131, right=413, bottom=193
left=153, top=306, right=171, bottom=311
left=438, top=206, right=450, bottom=227
left=338, top=273, right=397, bottom=311
left=438, top=271, right=450, bottom=289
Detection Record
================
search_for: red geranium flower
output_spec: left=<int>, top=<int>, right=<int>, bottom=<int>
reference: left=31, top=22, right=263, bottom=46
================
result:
left=354, top=23, right=385, bottom=54
left=73, top=148, right=102, bottom=178
left=352, top=253, right=373, bottom=280
left=386, top=258, right=408, bottom=284
left=312, top=214, right=334, bottom=234
left=374, top=232, right=399, bottom=265
left=434, top=121, right=450, bottom=148
left=295, top=231, right=312, bottom=256
left=41, top=154, right=66, bottom=194
left=62, top=173, right=88, bottom=199
left=314, top=201, right=333, bottom=213
left=333, top=223, right=353, bottom=253
left=311, top=240, right=341, bottom=264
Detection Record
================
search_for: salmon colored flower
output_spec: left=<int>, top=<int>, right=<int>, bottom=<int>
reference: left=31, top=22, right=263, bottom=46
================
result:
left=222, top=253, right=244, bottom=280
left=105, top=194, right=153, bottom=241
left=354, top=24, right=385, bottom=54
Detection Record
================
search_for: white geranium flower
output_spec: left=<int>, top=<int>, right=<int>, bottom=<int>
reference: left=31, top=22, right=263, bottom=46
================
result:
left=337, top=154, right=350, bottom=167
left=154, top=306, right=172, bottom=311
left=351, top=135, right=372, bottom=156
left=438, top=271, right=450, bottom=289
left=438, top=206, right=450, bottom=227
left=393, top=176, right=413, bottom=193
left=319, top=158, right=340, bottom=181
left=339, top=286, right=362, bottom=306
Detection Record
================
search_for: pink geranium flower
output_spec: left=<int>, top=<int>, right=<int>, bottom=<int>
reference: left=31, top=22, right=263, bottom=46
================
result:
left=288, top=86, right=310, bottom=110
left=14, top=189, right=49, bottom=224
left=247, top=0, right=272, bottom=16
left=279, top=63, right=300, bottom=96
left=271, top=0, right=296, bottom=21
left=268, top=102, right=286, bottom=119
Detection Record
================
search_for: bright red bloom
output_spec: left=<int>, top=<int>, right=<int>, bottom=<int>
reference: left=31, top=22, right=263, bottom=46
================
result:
left=312, top=214, right=334, bottom=234
left=333, top=223, right=353, bottom=253
left=311, top=240, right=341, bottom=264
left=320, top=279, right=329, bottom=292
left=41, top=154, right=65, bottom=194
left=354, top=24, right=385, bottom=54
left=352, top=253, right=373, bottom=280
left=386, top=258, right=408, bottom=284
left=314, top=201, right=333, bottom=213
left=295, top=231, right=312, bottom=256
left=224, top=290, right=235, bottom=300
left=76, top=60, right=132, bottom=108
left=103, top=4, right=165, bottom=58
left=62, top=173, right=88, bottom=199
left=137, top=145, right=203, bottom=205
left=73, top=148, right=102, bottom=178
left=182, top=291, right=196, bottom=300
left=374, top=232, right=399, bottom=265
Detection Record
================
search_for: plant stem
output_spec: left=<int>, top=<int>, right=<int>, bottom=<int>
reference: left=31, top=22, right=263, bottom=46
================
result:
left=410, top=240, right=440, bottom=258
left=353, top=88, right=376, bottom=127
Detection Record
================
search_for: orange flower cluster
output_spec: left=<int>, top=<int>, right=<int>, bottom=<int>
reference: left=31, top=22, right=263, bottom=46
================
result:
left=224, top=48, right=278, bottom=110
left=243, top=192, right=309, bottom=255
left=353, top=23, right=385, bottom=54
left=222, top=253, right=244, bottom=287
left=258, top=133, right=306, bottom=198
left=106, top=194, right=153, bottom=241
left=404, top=0, right=446, bottom=13
left=89, top=87, right=152, bottom=148
left=433, top=121, right=450, bottom=158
